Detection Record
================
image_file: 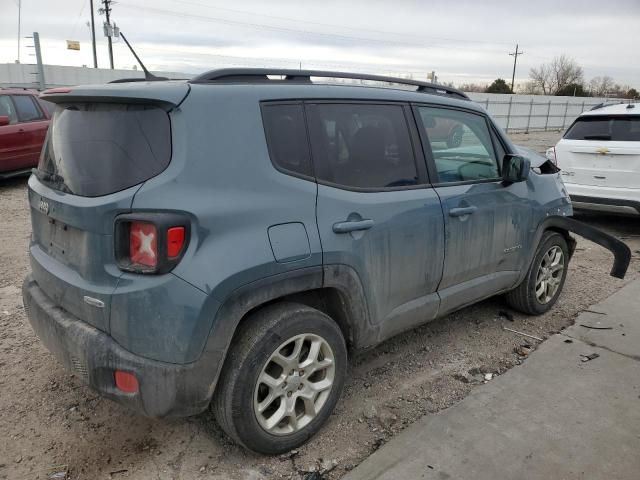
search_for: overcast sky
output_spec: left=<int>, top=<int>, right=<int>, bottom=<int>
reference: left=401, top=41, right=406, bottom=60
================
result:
left=1, top=0, right=639, bottom=88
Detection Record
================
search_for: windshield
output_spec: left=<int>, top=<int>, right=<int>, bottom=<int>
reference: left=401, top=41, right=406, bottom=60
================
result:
left=37, top=103, right=171, bottom=197
left=564, top=115, right=640, bottom=142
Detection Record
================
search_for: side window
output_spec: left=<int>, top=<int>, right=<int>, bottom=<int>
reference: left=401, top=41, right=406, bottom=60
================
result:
left=262, top=103, right=313, bottom=178
left=307, top=103, right=418, bottom=189
left=12, top=95, right=44, bottom=122
left=417, top=107, right=500, bottom=183
left=0, top=95, right=18, bottom=124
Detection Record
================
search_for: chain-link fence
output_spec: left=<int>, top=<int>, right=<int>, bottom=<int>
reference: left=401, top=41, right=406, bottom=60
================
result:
left=466, top=93, right=629, bottom=133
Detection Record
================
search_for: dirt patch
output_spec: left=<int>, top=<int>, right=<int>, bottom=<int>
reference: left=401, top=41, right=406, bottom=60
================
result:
left=1, top=132, right=639, bottom=479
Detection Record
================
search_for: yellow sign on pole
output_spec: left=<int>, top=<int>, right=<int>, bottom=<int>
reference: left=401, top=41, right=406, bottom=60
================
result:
left=66, top=40, right=80, bottom=51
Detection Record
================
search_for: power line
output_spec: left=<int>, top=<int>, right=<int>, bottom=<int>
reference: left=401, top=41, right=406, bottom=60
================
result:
left=509, top=43, right=524, bottom=92
left=120, top=3, right=511, bottom=54
left=169, top=0, right=514, bottom=49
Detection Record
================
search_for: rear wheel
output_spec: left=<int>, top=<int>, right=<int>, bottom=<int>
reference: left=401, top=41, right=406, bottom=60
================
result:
left=213, top=302, right=347, bottom=454
left=505, top=231, right=569, bottom=315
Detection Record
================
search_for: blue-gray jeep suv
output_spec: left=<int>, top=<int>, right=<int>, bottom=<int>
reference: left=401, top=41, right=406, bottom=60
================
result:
left=22, top=69, right=630, bottom=454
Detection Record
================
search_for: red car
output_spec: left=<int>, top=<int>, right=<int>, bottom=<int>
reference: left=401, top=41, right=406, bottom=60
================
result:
left=0, top=88, right=52, bottom=178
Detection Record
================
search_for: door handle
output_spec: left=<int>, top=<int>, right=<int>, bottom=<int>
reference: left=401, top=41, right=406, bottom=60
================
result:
left=332, top=219, right=374, bottom=234
left=449, top=206, right=477, bottom=217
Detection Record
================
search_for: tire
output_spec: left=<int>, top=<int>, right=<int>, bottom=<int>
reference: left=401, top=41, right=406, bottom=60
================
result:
left=446, top=126, right=464, bottom=148
left=505, top=231, right=569, bottom=315
left=212, top=302, right=347, bottom=454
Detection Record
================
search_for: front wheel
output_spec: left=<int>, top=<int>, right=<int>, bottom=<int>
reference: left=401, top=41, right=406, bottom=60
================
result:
left=212, top=302, right=347, bottom=454
left=505, top=231, right=569, bottom=315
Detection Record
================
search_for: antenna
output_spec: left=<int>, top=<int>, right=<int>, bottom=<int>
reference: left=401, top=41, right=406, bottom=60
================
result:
left=118, top=32, right=167, bottom=81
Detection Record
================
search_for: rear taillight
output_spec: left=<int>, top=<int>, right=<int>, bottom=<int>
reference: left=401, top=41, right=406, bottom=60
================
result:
left=130, top=221, right=158, bottom=267
left=167, top=226, right=186, bottom=258
left=115, top=213, right=190, bottom=274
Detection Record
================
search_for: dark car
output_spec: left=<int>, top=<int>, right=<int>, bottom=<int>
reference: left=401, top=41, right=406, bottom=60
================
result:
left=0, top=88, right=51, bottom=178
left=22, top=69, right=630, bottom=454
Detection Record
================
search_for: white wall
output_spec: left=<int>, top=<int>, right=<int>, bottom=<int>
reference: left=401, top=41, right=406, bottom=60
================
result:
left=0, top=63, right=189, bottom=89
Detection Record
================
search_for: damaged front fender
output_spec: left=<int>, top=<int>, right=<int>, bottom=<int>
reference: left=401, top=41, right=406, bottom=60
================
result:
left=541, top=216, right=631, bottom=279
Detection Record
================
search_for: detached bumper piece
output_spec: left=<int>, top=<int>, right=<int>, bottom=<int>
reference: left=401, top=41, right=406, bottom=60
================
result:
left=545, top=217, right=631, bottom=279
left=22, top=276, right=213, bottom=417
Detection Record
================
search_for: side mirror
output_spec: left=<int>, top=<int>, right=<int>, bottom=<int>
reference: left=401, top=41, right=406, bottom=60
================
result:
left=0, top=116, right=10, bottom=127
left=502, top=154, right=530, bottom=184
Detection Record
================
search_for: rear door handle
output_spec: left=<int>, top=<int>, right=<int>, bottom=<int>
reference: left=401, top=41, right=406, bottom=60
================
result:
left=332, top=219, right=374, bottom=233
left=449, top=206, right=477, bottom=217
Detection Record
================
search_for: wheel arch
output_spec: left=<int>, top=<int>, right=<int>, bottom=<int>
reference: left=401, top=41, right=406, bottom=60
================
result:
left=201, top=265, right=372, bottom=400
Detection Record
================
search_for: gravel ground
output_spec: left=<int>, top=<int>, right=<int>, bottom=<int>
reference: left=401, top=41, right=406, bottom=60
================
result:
left=1, top=131, right=639, bottom=480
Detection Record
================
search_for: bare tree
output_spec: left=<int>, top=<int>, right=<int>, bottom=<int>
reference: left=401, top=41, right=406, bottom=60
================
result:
left=552, top=55, right=584, bottom=92
left=589, top=76, right=615, bottom=96
left=518, top=81, right=542, bottom=95
left=529, top=64, right=554, bottom=94
left=458, top=82, right=488, bottom=93
left=529, top=55, right=584, bottom=94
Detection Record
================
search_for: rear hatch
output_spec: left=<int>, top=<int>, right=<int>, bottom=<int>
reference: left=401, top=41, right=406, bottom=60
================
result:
left=556, top=114, right=640, bottom=188
left=28, top=82, right=188, bottom=333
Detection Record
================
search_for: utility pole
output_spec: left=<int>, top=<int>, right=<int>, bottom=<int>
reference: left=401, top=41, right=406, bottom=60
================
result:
left=509, top=44, right=524, bottom=93
left=33, top=32, right=45, bottom=90
left=101, top=0, right=114, bottom=69
left=90, top=0, right=98, bottom=68
left=17, top=0, right=21, bottom=63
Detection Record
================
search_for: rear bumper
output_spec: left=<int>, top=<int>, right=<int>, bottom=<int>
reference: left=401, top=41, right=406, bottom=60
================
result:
left=22, top=275, right=217, bottom=417
left=565, top=182, right=640, bottom=215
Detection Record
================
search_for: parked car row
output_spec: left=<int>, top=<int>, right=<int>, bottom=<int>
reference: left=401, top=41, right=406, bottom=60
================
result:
left=0, top=88, right=52, bottom=178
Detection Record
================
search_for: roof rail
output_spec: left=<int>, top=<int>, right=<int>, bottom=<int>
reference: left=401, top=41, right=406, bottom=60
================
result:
left=189, top=68, right=469, bottom=100
left=109, top=77, right=169, bottom=84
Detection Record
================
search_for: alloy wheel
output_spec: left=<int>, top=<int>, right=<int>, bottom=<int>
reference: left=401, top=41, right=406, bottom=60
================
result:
left=253, top=333, right=335, bottom=435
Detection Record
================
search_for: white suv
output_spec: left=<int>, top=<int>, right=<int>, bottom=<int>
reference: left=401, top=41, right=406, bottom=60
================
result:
left=547, top=102, right=640, bottom=216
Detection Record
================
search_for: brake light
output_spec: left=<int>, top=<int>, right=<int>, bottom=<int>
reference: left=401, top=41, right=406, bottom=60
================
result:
left=115, top=213, right=190, bottom=274
left=130, top=221, right=158, bottom=267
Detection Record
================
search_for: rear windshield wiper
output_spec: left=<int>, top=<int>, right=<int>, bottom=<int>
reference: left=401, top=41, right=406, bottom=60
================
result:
left=583, top=134, right=611, bottom=140
left=33, top=169, right=72, bottom=193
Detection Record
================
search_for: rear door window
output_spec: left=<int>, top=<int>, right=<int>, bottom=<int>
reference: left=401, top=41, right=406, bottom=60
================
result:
left=12, top=95, right=44, bottom=122
left=416, top=106, right=500, bottom=183
left=564, top=116, right=640, bottom=141
left=37, top=103, right=171, bottom=197
left=306, top=103, right=418, bottom=189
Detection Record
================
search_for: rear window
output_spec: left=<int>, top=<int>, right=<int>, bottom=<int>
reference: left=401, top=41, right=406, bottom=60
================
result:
left=37, top=103, right=171, bottom=197
left=564, top=116, right=640, bottom=141
left=262, top=103, right=313, bottom=178
left=13, top=95, right=45, bottom=122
